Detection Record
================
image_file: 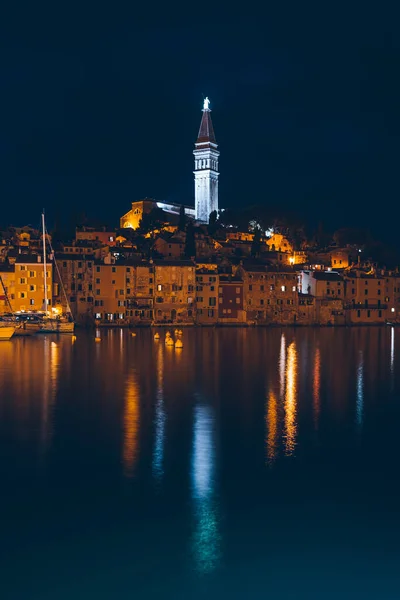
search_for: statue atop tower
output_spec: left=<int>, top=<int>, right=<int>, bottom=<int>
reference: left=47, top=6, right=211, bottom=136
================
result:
left=194, top=97, right=219, bottom=222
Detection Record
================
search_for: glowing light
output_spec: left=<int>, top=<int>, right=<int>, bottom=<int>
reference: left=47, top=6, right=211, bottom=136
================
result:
left=122, top=371, right=140, bottom=478
left=289, top=257, right=295, bottom=265
left=391, top=307, right=395, bottom=313
left=266, top=390, right=278, bottom=465
left=203, top=97, right=210, bottom=110
left=265, top=228, right=274, bottom=238
left=284, top=341, right=297, bottom=456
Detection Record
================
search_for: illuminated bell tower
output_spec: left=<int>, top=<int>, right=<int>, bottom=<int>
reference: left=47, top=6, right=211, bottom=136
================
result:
left=194, top=97, right=219, bottom=223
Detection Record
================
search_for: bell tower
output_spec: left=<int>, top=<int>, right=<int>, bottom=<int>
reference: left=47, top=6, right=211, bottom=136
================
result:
left=194, top=97, right=219, bottom=222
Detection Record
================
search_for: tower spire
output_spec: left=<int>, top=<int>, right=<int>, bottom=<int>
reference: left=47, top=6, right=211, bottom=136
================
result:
left=193, top=97, right=219, bottom=222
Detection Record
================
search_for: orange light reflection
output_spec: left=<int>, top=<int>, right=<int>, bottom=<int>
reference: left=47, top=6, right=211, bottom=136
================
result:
left=284, top=341, right=297, bottom=456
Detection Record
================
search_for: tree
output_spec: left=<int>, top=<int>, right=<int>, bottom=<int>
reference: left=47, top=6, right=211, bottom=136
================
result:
left=251, top=228, right=263, bottom=258
left=178, top=205, right=186, bottom=231
left=184, top=222, right=196, bottom=259
left=137, top=207, right=165, bottom=235
left=208, top=210, right=218, bottom=235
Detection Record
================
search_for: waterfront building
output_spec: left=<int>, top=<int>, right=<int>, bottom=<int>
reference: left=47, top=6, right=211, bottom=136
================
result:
left=342, top=268, right=389, bottom=324
left=195, top=267, right=219, bottom=325
left=13, top=255, right=53, bottom=313
left=153, top=261, right=196, bottom=324
left=299, top=269, right=345, bottom=325
left=218, top=275, right=245, bottom=324
left=56, top=255, right=95, bottom=324
left=237, top=264, right=298, bottom=324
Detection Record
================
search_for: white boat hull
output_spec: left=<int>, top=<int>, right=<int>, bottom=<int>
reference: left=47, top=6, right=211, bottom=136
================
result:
left=0, top=326, right=16, bottom=340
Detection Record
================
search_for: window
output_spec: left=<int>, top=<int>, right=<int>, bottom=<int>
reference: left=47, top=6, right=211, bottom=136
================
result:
left=379, top=310, right=382, bottom=317
left=77, top=284, right=82, bottom=291
left=63, top=262, right=67, bottom=267
left=96, top=290, right=100, bottom=295
left=236, top=287, right=240, bottom=294
left=111, top=280, right=116, bottom=285
left=337, top=289, right=341, bottom=295
left=156, top=297, right=163, bottom=303
left=157, top=284, right=162, bottom=291
left=260, top=299, right=264, bottom=305
left=29, top=285, right=35, bottom=291
left=209, top=297, right=216, bottom=307
left=260, top=285, right=264, bottom=292
left=19, top=292, right=26, bottom=299
left=378, top=289, right=381, bottom=295
left=71, top=283, right=76, bottom=291
left=367, top=310, right=371, bottom=318
left=352, top=288, right=355, bottom=294
left=127, top=288, right=131, bottom=295
left=88, top=284, right=92, bottom=291
left=196, top=297, right=204, bottom=303
left=249, top=284, right=253, bottom=291
left=119, top=290, right=124, bottom=295
left=78, top=262, right=82, bottom=268
left=95, top=313, right=102, bottom=319
left=96, top=278, right=100, bottom=284
left=385, top=296, right=390, bottom=302
left=270, top=284, right=275, bottom=291
left=364, top=289, right=368, bottom=295
left=236, top=297, right=240, bottom=304
left=292, top=286, right=296, bottom=292
left=19, top=278, right=26, bottom=284
left=281, top=285, right=286, bottom=292
left=219, top=298, right=222, bottom=304
left=188, top=284, right=194, bottom=292
left=88, top=262, right=92, bottom=268
left=96, top=266, right=100, bottom=273
left=29, top=271, right=35, bottom=278
left=248, top=299, right=252, bottom=305
left=77, top=273, right=83, bottom=280
left=357, top=310, right=361, bottom=318
left=112, top=267, right=116, bottom=273
left=20, top=265, right=26, bottom=271
left=30, top=299, right=34, bottom=305
left=208, top=309, right=214, bottom=317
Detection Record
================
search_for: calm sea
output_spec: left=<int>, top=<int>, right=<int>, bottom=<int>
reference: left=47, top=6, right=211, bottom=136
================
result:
left=1, top=327, right=400, bottom=599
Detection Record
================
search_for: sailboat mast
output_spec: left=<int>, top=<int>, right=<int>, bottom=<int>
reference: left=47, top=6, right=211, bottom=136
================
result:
left=42, top=212, right=48, bottom=314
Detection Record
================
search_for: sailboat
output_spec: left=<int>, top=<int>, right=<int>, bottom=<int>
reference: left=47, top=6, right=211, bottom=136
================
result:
left=37, top=212, right=75, bottom=334
left=0, top=276, right=18, bottom=340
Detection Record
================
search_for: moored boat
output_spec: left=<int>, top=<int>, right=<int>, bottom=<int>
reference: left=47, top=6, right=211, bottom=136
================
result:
left=0, top=322, right=16, bottom=341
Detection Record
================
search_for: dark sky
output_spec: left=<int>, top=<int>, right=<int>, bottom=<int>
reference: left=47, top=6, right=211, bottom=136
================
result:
left=1, top=4, right=399, bottom=236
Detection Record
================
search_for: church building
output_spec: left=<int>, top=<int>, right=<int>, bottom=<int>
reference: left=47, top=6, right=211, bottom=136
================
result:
left=120, top=97, right=219, bottom=230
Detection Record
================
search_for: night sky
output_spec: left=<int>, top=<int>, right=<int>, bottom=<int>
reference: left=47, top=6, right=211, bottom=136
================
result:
left=1, top=4, right=398, bottom=236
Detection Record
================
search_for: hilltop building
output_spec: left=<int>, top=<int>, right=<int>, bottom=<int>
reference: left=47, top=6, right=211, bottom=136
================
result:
left=120, top=97, right=219, bottom=230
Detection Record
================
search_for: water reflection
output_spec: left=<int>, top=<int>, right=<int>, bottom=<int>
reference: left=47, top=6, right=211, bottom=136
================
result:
left=284, top=341, right=298, bottom=456
left=313, top=347, right=321, bottom=431
left=356, top=351, right=364, bottom=429
left=266, top=390, right=278, bottom=465
left=279, top=333, right=286, bottom=399
left=152, top=344, right=166, bottom=484
left=191, top=402, right=220, bottom=574
left=122, top=370, right=140, bottom=478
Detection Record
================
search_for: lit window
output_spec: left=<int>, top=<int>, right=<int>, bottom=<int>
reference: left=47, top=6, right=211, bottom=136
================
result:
left=391, top=308, right=395, bottom=313
left=281, top=285, right=286, bottom=292
left=292, top=286, right=296, bottom=292
left=157, top=284, right=162, bottom=291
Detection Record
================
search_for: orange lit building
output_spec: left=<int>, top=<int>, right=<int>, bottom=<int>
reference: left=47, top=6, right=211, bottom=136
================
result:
left=153, top=260, right=196, bottom=324
left=195, top=268, right=219, bottom=324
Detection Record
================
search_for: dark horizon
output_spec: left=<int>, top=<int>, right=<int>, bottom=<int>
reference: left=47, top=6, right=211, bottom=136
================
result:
left=1, top=5, right=398, bottom=238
